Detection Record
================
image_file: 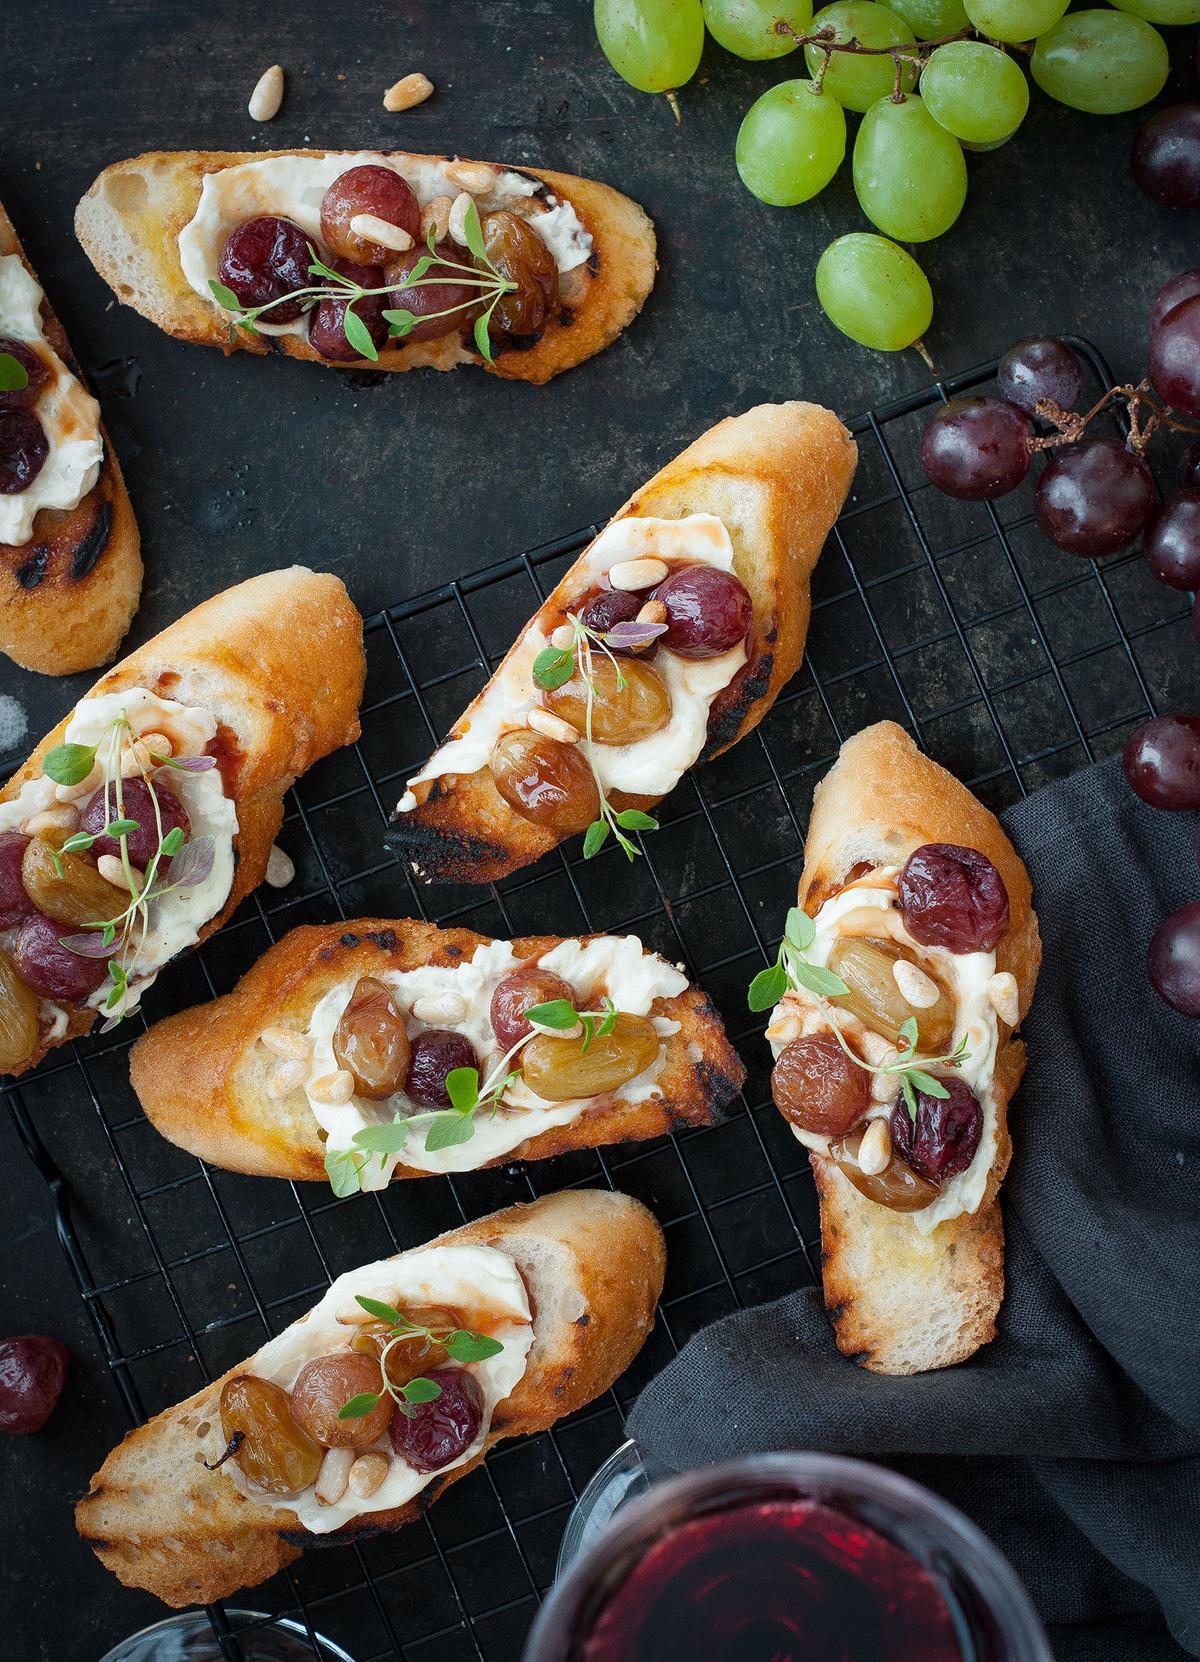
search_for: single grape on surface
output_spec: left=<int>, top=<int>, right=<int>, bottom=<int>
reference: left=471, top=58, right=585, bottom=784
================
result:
left=1148, top=902, right=1200, bottom=1017
left=1143, top=491, right=1200, bottom=590
left=1133, top=109, right=1200, bottom=211
left=736, top=81, right=847, bottom=207
left=804, top=2, right=916, bottom=113
left=1031, top=12, right=1169, bottom=115
left=1122, top=714, right=1200, bottom=810
left=1148, top=297, right=1200, bottom=417
left=0, top=1335, right=70, bottom=1435
left=997, top=337, right=1082, bottom=418
left=702, top=0, right=812, bottom=58
left=921, top=397, right=1033, bottom=501
left=1034, top=438, right=1156, bottom=557
left=815, top=234, right=932, bottom=352
left=963, top=0, right=1067, bottom=43
left=921, top=43, right=1030, bottom=151
left=594, top=0, right=705, bottom=92
left=853, top=95, right=967, bottom=244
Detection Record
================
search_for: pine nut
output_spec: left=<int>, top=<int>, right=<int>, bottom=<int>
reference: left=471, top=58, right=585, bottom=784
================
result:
left=858, top=1117, right=892, bottom=1176
left=636, top=599, right=667, bottom=627
left=139, top=732, right=174, bottom=761
left=764, top=1009, right=802, bottom=1046
left=527, top=707, right=579, bottom=745
left=348, top=1453, right=390, bottom=1498
left=383, top=72, right=434, bottom=113
left=987, top=971, right=1018, bottom=1026
left=550, top=624, right=575, bottom=652
left=608, top=558, right=668, bottom=593
left=870, top=1069, right=900, bottom=1105
left=97, top=854, right=142, bottom=893
left=448, top=191, right=474, bottom=248
left=446, top=160, right=494, bottom=195
left=335, top=1300, right=376, bottom=1325
left=411, top=990, right=466, bottom=1025
left=309, top=1070, right=356, bottom=1106
left=265, top=845, right=295, bottom=888
left=55, top=763, right=103, bottom=803
left=23, top=804, right=80, bottom=837
left=349, top=213, right=414, bottom=254
left=260, top=1025, right=311, bottom=1061
left=529, top=1016, right=583, bottom=1040
left=858, top=1030, right=895, bottom=1068
left=892, top=959, right=939, bottom=1009
left=316, top=1447, right=354, bottom=1505
left=268, top=1060, right=308, bottom=1099
left=120, top=739, right=157, bottom=778
left=420, top=194, right=452, bottom=243
left=248, top=64, right=284, bottom=122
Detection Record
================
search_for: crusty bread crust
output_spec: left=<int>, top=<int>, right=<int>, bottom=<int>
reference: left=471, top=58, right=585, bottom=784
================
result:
left=1, top=567, right=365, bottom=1075
left=388, top=402, right=858, bottom=884
left=74, top=150, right=656, bottom=384
left=0, top=199, right=142, bottom=675
left=76, top=1190, right=666, bottom=1606
left=129, top=918, right=744, bottom=1178
left=798, top=722, right=1041, bottom=1375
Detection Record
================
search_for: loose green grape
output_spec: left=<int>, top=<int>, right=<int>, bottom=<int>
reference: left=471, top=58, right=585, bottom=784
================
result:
left=921, top=43, right=1030, bottom=149
left=594, top=0, right=705, bottom=92
left=804, top=3, right=917, bottom=113
left=852, top=95, right=967, bottom=243
left=1031, top=12, right=1168, bottom=113
left=815, top=233, right=933, bottom=352
left=736, top=81, right=847, bottom=204
left=1109, top=0, right=1200, bottom=21
left=962, top=0, right=1067, bottom=42
left=703, top=0, right=814, bottom=56
left=887, top=0, right=969, bottom=32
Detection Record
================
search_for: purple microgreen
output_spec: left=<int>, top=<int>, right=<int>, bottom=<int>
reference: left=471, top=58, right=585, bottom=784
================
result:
left=58, top=931, right=121, bottom=959
left=162, top=834, right=214, bottom=888
left=603, top=619, right=667, bottom=651
left=156, top=753, right=217, bottom=772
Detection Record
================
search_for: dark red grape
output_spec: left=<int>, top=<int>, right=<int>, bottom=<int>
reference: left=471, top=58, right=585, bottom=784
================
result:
left=389, top=1366, right=483, bottom=1472
left=889, top=1079, right=982, bottom=1182
left=307, top=257, right=389, bottom=362
left=217, top=217, right=312, bottom=322
left=652, top=566, right=753, bottom=658
left=1181, top=443, right=1200, bottom=488
left=1195, top=591, right=1200, bottom=642
left=1151, top=269, right=1200, bottom=332
left=0, top=339, right=48, bottom=411
left=320, top=165, right=420, bottom=265
left=1144, top=491, right=1200, bottom=591
left=406, top=1028, right=478, bottom=1107
left=385, top=241, right=480, bottom=344
left=13, top=913, right=107, bottom=1003
left=898, top=843, right=1010, bottom=954
left=921, top=397, right=1033, bottom=501
left=80, top=777, right=190, bottom=872
left=489, top=962, right=575, bottom=1051
left=0, top=408, right=49, bottom=494
left=1034, top=439, right=1156, bottom=558
left=0, top=1335, right=70, bottom=1434
left=1122, top=715, right=1200, bottom=810
left=1148, top=297, right=1200, bottom=419
left=578, top=587, right=641, bottom=637
left=1132, top=108, right=1200, bottom=211
left=0, top=833, right=35, bottom=930
left=1148, top=901, right=1200, bottom=1017
left=997, top=338, right=1082, bottom=420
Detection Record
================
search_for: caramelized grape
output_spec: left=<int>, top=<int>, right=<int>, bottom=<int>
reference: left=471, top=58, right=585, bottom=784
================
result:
left=489, top=961, right=576, bottom=1050
left=489, top=730, right=599, bottom=835
left=828, top=1132, right=940, bottom=1212
left=827, top=937, right=955, bottom=1051
left=21, top=839, right=124, bottom=929
left=544, top=656, right=672, bottom=746
left=385, top=241, right=480, bottom=342
left=0, top=340, right=49, bottom=411
left=308, top=258, right=389, bottom=362
left=219, top=1375, right=323, bottom=1494
left=578, top=587, right=642, bottom=642
left=0, top=1335, right=70, bottom=1434
left=0, top=948, right=39, bottom=1071
left=480, top=211, right=559, bottom=339
left=389, top=1366, right=483, bottom=1473
left=898, top=843, right=1010, bottom=954
left=351, top=1305, right=459, bottom=1385
left=80, top=777, right=190, bottom=871
left=522, top=1012, right=659, bottom=1100
left=13, top=913, right=107, bottom=1003
left=653, top=566, right=754, bottom=658
left=289, top=1352, right=392, bottom=1449
left=217, top=217, right=312, bottom=322
left=406, top=1028, right=478, bottom=1108
left=320, top=165, right=420, bottom=264
left=334, top=977, right=410, bottom=1099
left=890, top=1080, right=982, bottom=1181
left=0, top=408, right=49, bottom=493
left=0, top=833, right=35, bottom=929
left=771, top=1033, right=869, bottom=1136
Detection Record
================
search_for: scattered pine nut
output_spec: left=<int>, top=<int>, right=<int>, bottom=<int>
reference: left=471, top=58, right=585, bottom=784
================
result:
left=348, top=1453, right=390, bottom=1498
left=892, top=958, right=940, bottom=1009
left=420, top=194, right=453, bottom=243
left=97, top=854, right=142, bottom=893
left=636, top=599, right=667, bottom=627
left=549, top=624, right=576, bottom=652
left=527, top=707, right=580, bottom=745
left=858, top=1117, right=892, bottom=1176
left=316, top=1447, right=354, bottom=1505
left=412, top=990, right=467, bottom=1025
left=987, top=970, right=1019, bottom=1026
left=309, top=1070, right=356, bottom=1106
left=265, top=844, right=295, bottom=888
left=349, top=213, right=414, bottom=253
left=447, top=191, right=474, bottom=247
left=248, top=65, right=285, bottom=122
left=383, top=72, right=434, bottom=113
left=609, top=557, right=668, bottom=593
left=23, top=804, right=80, bottom=837
left=445, top=160, right=494, bottom=195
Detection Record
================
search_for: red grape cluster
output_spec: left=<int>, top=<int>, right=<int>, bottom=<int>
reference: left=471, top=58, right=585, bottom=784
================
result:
left=1124, top=715, right=1200, bottom=1021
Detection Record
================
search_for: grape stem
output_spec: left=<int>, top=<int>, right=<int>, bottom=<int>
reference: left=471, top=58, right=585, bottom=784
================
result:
left=1028, top=378, right=1200, bottom=458
left=775, top=21, right=974, bottom=103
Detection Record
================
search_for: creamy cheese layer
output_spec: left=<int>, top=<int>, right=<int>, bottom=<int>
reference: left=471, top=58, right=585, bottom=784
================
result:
left=0, top=255, right=103, bottom=546
left=396, top=515, right=747, bottom=812
left=305, top=934, right=687, bottom=1186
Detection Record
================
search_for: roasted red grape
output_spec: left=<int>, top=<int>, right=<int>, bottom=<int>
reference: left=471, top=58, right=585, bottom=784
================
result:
left=217, top=217, right=312, bottom=321
left=1148, top=902, right=1200, bottom=1017
left=385, top=241, right=480, bottom=343
left=1132, top=109, right=1200, bottom=212
left=898, top=843, right=1010, bottom=954
left=1144, top=491, right=1200, bottom=591
left=771, top=1033, right=869, bottom=1137
left=889, top=1079, right=982, bottom=1182
left=406, top=1028, right=478, bottom=1107
left=1122, top=715, right=1200, bottom=810
left=652, top=566, right=753, bottom=658
left=1034, top=439, right=1155, bottom=558
left=0, top=832, right=35, bottom=929
left=13, top=913, right=108, bottom=1002
left=389, top=1366, right=483, bottom=1472
left=319, top=165, right=420, bottom=265
left=0, top=408, right=49, bottom=493
left=489, top=961, right=576, bottom=1050
left=308, top=257, right=389, bottom=361
left=80, top=777, right=190, bottom=871
left=920, top=397, right=1032, bottom=501
left=1148, top=297, right=1200, bottom=419
left=479, top=210, right=559, bottom=339
left=1151, top=269, right=1200, bottom=333
left=0, top=339, right=48, bottom=411
left=997, top=338, right=1082, bottom=420
left=289, top=1352, right=392, bottom=1449
left=0, top=1335, right=70, bottom=1434
left=578, top=587, right=642, bottom=640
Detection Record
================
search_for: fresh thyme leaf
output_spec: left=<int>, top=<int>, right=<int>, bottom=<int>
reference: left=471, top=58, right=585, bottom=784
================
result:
left=901, top=1074, right=919, bottom=1123
left=383, top=307, right=418, bottom=337
left=337, top=1391, right=383, bottom=1420
left=160, top=826, right=186, bottom=857
left=898, top=1015, right=919, bottom=1054
left=445, top=1066, right=480, bottom=1114
left=0, top=352, right=29, bottom=393
left=424, top=1110, right=477, bottom=1152
left=342, top=304, right=379, bottom=363
left=532, top=645, right=575, bottom=691
left=748, top=960, right=789, bottom=1012
left=102, top=922, right=116, bottom=947
left=325, top=1147, right=365, bottom=1198
left=788, top=958, right=851, bottom=1001
left=60, top=832, right=95, bottom=854
left=351, top=1120, right=411, bottom=1155
left=104, top=818, right=139, bottom=838
left=445, top=1330, right=504, bottom=1363
left=400, top=1376, right=443, bottom=1404
left=474, top=307, right=497, bottom=365
left=524, top=999, right=578, bottom=1031
left=784, top=907, right=815, bottom=952
left=306, top=252, right=343, bottom=283
left=406, top=254, right=436, bottom=283
left=582, top=818, right=610, bottom=860
left=905, top=1068, right=949, bottom=1098
left=208, top=279, right=242, bottom=312
left=43, top=742, right=96, bottom=786
left=460, top=197, right=487, bottom=262
left=356, top=1295, right=406, bottom=1325
left=613, top=809, right=658, bottom=832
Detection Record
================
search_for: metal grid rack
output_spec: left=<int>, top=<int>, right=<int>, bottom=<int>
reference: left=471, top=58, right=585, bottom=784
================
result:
left=3, top=342, right=1189, bottom=1662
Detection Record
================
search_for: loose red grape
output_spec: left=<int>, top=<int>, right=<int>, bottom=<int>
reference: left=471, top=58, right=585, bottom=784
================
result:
left=217, top=217, right=312, bottom=322
left=0, top=833, right=35, bottom=930
left=1148, top=901, right=1200, bottom=1017
left=920, top=397, right=1033, bottom=501
left=1122, top=715, right=1200, bottom=810
left=997, top=338, right=1082, bottom=420
left=13, top=913, right=108, bottom=1003
left=889, top=1079, right=982, bottom=1182
left=0, top=408, right=49, bottom=493
left=1132, top=109, right=1200, bottom=212
left=389, top=1367, right=483, bottom=1472
left=1144, top=491, right=1200, bottom=591
left=1034, top=439, right=1156, bottom=558
left=898, top=843, right=1010, bottom=954
left=319, top=166, right=420, bottom=265
left=652, top=566, right=753, bottom=658
left=0, top=1335, right=70, bottom=1434
left=307, top=257, right=389, bottom=362
left=1148, top=297, right=1200, bottom=419
left=1151, top=269, right=1200, bottom=332
left=385, top=241, right=480, bottom=343
left=406, top=1028, right=478, bottom=1107
left=80, top=777, right=190, bottom=871
left=0, top=339, right=48, bottom=411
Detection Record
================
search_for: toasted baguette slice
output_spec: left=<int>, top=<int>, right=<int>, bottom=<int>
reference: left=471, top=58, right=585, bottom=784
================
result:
left=75, top=150, right=656, bottom=384
left=388, top=402, right=857, bottom=884
left=1, top=567, right=364, bottom=1074
left=794, top=723, right=1040, bottom=1375
left=77, top=1189, right=666, bottom=1607
left=128, top=918, right=743, bottom=1180
left=1, top=199, right=142, bottom=674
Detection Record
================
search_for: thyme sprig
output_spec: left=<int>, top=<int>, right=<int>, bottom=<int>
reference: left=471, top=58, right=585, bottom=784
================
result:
left=0, top=352, right=30, bottom=393
left=337, top=1295, right=505, bottom=1421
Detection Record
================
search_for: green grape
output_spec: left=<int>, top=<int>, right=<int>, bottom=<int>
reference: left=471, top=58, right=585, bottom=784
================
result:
left=887, top=0, right=969, bottom=33
left=816, top=234, right=932, bottom=351
left=803, top=3, right=917, bottom=113
left=962, top=0, right=1067, bottom=43
left=736, top=81, right=847, bottom=204
left=594, top=0, right=705, bottom=92
left=921, top=43, right=1030, bottom=148
left=1031, top=12, right=1168, bottom=113
left=1109, top=0, right=1200, bottom=21
left=703, top=0, right=814, bottom=57
left=852, top=95, right=966, bottom=243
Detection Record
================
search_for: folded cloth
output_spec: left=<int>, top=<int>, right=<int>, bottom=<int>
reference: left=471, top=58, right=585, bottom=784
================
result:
left=627, top=755, right=1200, bottom=1662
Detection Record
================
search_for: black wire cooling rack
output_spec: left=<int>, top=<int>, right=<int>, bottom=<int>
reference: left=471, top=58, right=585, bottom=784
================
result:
left=3, top=341, right=1190, bottom=1662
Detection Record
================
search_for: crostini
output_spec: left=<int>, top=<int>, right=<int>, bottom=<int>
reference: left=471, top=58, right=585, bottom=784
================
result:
left=77, top=1189, right=666, bottom=1606
left=128, top=918, right=743, bottom=1193
left=754, top=723, right=1040, bottom=1374
left=74, top=149, right=656, bottom=383
left=0, top=567, right=364, bottom=1076
left=389, top=401, right=858, bottom=884
left=0, top=198, right=142, bottom=675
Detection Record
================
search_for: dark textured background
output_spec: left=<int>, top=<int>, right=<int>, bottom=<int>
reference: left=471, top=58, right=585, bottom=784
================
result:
left=1, top=5, right=1198, bottom=1658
